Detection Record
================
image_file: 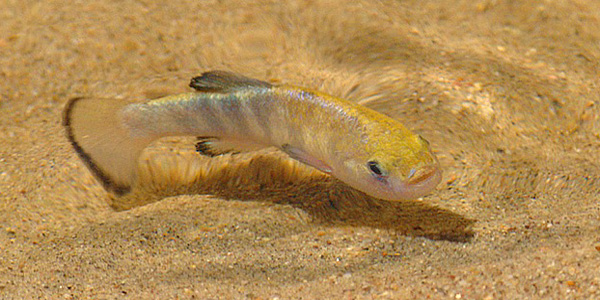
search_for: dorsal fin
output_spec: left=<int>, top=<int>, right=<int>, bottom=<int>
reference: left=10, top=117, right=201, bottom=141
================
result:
left=189, top=71, right=272, bottom=93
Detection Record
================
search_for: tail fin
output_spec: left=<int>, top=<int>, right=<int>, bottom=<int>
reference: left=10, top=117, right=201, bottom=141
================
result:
left=63, top=97, right=153, bottom=195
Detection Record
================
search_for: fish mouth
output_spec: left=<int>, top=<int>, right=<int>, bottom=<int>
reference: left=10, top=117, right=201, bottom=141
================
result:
left=407, top=165, right=439, bottom=185
left=393, top=164, right=442, bottom=200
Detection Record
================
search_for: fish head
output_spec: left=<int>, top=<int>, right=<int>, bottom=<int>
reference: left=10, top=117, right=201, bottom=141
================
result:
left=342, top=131, right=441, bottom=201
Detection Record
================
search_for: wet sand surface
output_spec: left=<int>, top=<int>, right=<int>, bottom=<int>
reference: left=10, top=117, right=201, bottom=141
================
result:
left=1, top=1, right=599, bottom=299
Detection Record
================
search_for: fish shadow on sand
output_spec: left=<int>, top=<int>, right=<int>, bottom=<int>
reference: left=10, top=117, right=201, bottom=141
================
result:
left=110, top=151, right=474, bottom=243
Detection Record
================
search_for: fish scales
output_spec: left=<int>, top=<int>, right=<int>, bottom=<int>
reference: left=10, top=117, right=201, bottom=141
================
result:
left=127, top=88, right=360, bottom=159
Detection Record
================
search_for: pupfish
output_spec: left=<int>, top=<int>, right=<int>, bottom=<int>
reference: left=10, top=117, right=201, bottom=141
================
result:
left=63, top=71, right=441, bottom=201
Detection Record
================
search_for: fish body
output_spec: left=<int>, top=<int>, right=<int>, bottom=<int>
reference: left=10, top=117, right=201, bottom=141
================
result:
left=63, top=71, right=441, bottom=200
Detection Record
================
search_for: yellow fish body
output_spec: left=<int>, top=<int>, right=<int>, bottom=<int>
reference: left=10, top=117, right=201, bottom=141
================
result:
left=63, top=71, right=441, bottom=200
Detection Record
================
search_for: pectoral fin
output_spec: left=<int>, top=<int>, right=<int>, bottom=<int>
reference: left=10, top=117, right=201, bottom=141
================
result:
left=281, top=144, right=332, bottom=174
left=196, top=137, right=267, bottom=157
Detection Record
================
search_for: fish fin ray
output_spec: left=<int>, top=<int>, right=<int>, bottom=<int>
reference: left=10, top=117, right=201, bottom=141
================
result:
left=281, top=144, right=332, bottom=174
left=189, top=71, right=272, bottom=93
left=195, top=137, right=268, bottom=157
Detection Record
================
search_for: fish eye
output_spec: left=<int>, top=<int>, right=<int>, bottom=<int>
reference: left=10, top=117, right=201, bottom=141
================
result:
left=367, top=160, right=387, bottom=177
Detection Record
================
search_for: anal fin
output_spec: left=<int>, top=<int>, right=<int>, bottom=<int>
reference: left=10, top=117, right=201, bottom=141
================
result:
left=195, top=137, right=267, bottom=157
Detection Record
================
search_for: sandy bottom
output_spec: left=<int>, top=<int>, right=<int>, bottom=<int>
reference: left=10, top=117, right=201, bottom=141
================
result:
left=1, top=1, right=599, bottom=299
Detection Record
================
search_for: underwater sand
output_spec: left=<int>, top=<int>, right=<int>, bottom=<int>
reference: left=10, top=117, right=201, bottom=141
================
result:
left=1, top=0, right=599, bottom=298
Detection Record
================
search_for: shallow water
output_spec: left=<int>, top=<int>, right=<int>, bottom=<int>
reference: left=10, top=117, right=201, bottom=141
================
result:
left=1, top=0, right=599, bottom=298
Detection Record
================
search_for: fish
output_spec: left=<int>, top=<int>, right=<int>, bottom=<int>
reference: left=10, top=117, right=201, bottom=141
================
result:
left=62, top=71, right=441, bottom=201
